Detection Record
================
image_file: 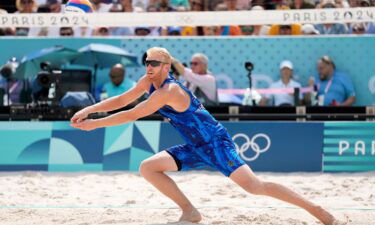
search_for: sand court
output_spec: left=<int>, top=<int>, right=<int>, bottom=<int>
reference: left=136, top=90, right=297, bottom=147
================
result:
left=0, top=171, right=374, bottom=225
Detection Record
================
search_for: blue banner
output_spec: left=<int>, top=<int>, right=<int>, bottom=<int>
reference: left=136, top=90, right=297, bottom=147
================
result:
left=0, top=121, right=324, bottom=172
left=323, top=122, right=375, bottom=172
left=224, top=122, right=323, bottom=172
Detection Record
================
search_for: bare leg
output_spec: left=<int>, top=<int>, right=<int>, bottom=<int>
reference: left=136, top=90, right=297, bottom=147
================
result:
left=139, top=151, right=202, bottom=223
left=230, top=165, right=336, bottom=225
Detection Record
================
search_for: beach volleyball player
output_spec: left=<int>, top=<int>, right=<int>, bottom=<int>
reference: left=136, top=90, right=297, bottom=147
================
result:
left=71, top=47, right=338, bottom=224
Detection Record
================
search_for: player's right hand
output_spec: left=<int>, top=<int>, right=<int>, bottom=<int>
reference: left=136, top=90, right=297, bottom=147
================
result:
left=70, top=108, right=90, bottom=124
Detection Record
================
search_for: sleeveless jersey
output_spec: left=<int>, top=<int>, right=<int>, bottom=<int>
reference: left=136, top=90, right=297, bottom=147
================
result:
left=149, top=75, right=225, bottom=147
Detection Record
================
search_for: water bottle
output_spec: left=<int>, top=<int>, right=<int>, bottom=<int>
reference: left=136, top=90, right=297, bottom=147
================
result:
left=310, top=84, right=318, bottom=106
left=48, top=83, right=56, bottom=99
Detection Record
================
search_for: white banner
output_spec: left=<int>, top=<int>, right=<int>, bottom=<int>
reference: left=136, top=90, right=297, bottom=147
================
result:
left=0, top=7, right=374, bottom=28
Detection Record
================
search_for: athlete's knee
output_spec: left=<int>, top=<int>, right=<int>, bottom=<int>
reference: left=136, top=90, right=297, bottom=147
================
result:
left=139, top=159, right=153, bottom=176
left=243, top=180, right=266, bottom=195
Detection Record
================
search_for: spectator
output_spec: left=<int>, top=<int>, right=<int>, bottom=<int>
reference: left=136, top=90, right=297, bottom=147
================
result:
left=309, top=56, right=356, bottom=106
left=132, top=0, right=153, bottom=11
left=225, top=0, right=238, bottom=10
left=90, top=0, right=111, bottom=12
left=302, top=23, right=320, bottom=35
left=290, top=0, right=315, bottom=9
left=205, top=0, right=223, bottom=11
left=314, top=0, right=348, bottom=35
left=366, top=22, right=375, bottom=34
left=157, top=0, right=176, bottom=11
left=202, top=26, right=221, bottom=35
left=100, top=64, right=136, bottom=101
left=259, top=60, right=302, bottom=106
left=46, top=0, right=61, bottom=12
left=170, top=0, right=190, bottom=8
left=240, top=25, right=253, bottom=35
left=351, top=23, right=366, bottom=35
left=167, top=26, right=182, bottom=36
left=275, top=0, right=291, bottom=9
left=15, top=0, right=38, bottom=13
left=94, top=27, right=110, bottom=36
left=135, top=27, right=152, bottom=36
left=146, top=3, right=158, bottom=11
left=172, top=53, right=218, bottom=106
left=190, top=0, right=205, bottom=11
left=349, top=0, right=372, bottom=7
left=236, top=0, right=251, bottom=9
left=268, top=24, right=302, bottom=35
left=15, top=27, right=29, bottom=36
left=59, top=27, right=74, bottom=36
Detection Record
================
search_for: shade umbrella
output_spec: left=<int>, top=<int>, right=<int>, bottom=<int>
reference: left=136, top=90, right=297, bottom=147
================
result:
left=15, top=46, right=81, bottom=80
left=72, top=43, right=139, bottom=94
left=73, top=43, right=139, bottom=68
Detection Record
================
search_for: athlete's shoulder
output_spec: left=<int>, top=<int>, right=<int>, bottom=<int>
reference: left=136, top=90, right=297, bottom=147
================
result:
left=137, top=75, right=151, bottom=90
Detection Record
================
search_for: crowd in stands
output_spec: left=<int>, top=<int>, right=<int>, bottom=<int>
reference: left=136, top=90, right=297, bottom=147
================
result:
left=0, top=0, right=374, bottom=37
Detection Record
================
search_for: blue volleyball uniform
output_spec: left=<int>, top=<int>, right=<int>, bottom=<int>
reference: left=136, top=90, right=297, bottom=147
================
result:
left=149, top=74, right=245, bottom=176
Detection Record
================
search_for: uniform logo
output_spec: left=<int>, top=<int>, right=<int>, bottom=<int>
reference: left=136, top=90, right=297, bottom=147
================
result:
left=232, top=133, right=271, bottom=161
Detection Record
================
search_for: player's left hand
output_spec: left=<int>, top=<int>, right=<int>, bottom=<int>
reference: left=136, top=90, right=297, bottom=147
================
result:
left=70, top=119, right=99, bottom=131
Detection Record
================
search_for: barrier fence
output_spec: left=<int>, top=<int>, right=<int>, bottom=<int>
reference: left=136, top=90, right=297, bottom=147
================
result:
left=1, top=8, right=375, bottom=27
left=0, top=121, right=373, bottom=172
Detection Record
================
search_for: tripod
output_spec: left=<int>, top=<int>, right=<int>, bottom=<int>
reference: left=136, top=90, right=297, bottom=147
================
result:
left=245, top=61, right=256, bottom=106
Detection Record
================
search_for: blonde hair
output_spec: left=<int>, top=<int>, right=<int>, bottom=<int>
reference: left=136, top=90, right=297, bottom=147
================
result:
left=16, top=0, right=38, bottom=12
left=146, top=47, right=172, bottom=64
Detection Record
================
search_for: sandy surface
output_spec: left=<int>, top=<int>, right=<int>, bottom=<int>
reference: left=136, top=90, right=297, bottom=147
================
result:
left=0, top=171, right=374, bottom=225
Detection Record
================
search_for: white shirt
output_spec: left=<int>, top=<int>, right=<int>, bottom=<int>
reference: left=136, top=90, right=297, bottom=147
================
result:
left=265, top=79, right=302, bottom=106
left=182, top=68, right=216, bottom=102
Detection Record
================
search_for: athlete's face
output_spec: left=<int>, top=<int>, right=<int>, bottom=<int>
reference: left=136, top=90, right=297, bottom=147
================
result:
left=145, top=53, right=169, bottom=80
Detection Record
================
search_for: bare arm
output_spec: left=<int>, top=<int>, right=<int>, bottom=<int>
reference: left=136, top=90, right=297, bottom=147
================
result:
left=71, top=75, right=149, bottom=123
left=91, top=76, right=149, bottom=113
left=72, top=88, right=171, bottom=130
left=340, top=96, right=356, bottom=106
left=171, top=57, right=186, bottom=76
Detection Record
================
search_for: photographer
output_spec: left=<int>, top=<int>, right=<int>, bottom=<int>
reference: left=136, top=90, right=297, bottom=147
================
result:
left=0, top=59, right=32, bottom=105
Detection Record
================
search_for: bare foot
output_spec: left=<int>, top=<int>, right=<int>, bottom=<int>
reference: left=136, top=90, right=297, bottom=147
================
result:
left=179, top=208, right=202, bottom=223
left=310, top=206, right=336, bottom=225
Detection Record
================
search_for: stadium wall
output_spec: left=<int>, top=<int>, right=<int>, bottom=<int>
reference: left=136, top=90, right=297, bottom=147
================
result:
left=0, top=121, right=374, bottom=172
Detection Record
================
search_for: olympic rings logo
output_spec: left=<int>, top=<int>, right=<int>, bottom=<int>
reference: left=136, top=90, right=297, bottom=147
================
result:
left=232, top=133, right=271, bottom=161
left=175, top=15, right=194, bottom=24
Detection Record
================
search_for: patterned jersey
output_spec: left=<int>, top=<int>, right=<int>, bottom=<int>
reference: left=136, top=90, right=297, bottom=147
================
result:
left=149, top=74, right=225, bottom=147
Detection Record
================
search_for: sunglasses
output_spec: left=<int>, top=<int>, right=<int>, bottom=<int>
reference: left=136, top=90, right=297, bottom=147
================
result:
left=21, top=0, right=34, bottom=4
left=60, top=32, right=73, bottom=36
left=145, top=60, right=168, bottom=67
left=190, top=61, right=201, bottom=66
